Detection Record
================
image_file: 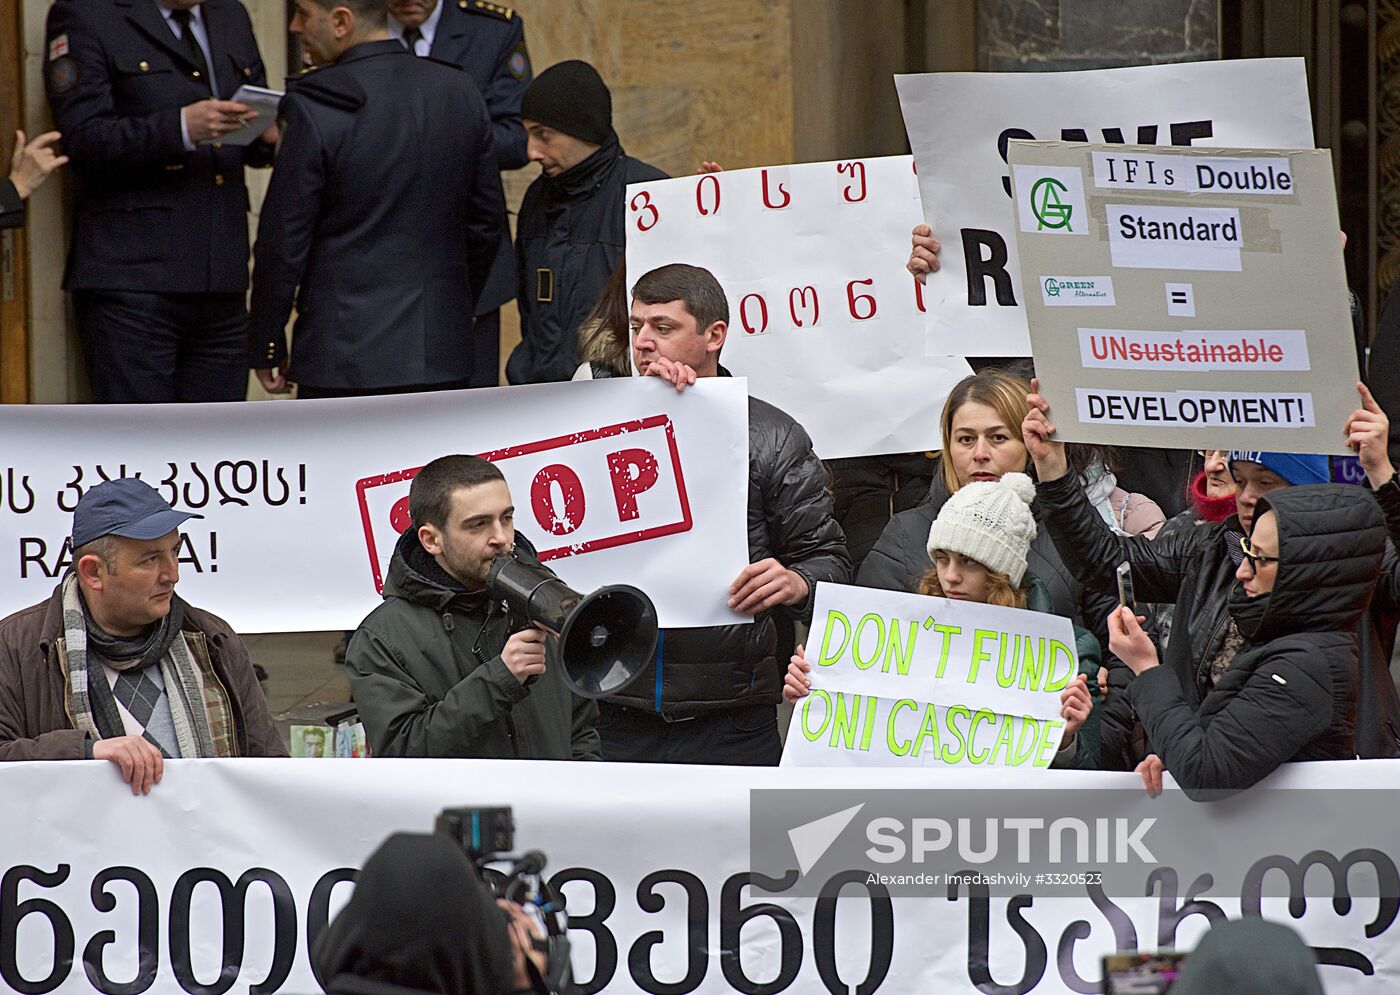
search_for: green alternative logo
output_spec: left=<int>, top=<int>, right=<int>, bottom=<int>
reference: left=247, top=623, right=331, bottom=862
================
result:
left=1044, top=277, right=1061, bottom=297
left=1030, top=177, right=1073, bottom=231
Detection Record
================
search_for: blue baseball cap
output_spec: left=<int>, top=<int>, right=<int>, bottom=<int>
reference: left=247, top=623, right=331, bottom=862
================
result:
left=1227, top=451, right=1331, bottom=487
left=71, top=479, right=202, bottom=549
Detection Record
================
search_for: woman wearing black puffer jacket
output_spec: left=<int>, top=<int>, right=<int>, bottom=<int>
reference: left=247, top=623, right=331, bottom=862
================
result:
left=1108, top=485, right=1386, bottom=800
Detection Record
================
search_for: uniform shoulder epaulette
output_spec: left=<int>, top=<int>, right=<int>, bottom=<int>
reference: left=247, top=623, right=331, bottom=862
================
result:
left=460, top=0, right=514, bottom=21
left=287, top=65, right=366, bottom=112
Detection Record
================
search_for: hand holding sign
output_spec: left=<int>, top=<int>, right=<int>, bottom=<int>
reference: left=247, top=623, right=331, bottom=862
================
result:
left=906, top=224, right=941, bottom=282
left=642, top=357, right=699, bottom=393
left=1137, top=752, right=1167, bottom=798
left=1059, top=673, right=1091, bottom=738
left=92, top=735, right=164, bottom=796
left=1345, top=381, right=1396, bottom=488
left=783, top=644, right=812, bottom=704
left=1022, top=377, right=1069, bottom=481
left=729, top=558, right=809, bottom=615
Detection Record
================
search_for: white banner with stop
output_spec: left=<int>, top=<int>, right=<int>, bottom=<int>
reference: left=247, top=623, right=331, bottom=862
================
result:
left=0, top=379, right=751, bottom=632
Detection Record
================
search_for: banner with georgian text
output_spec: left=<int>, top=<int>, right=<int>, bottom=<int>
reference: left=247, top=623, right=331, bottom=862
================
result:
left=6, top=758, right=1400, bottom=994
left=0, top=378, right=750, bottom=631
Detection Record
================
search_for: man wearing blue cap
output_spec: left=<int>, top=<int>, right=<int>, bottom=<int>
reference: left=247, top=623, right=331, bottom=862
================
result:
left=0, top=479, right=284, bottom=793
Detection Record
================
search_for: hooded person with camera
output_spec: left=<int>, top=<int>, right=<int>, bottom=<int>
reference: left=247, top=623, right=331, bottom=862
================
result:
left=312, top=832, right=553, bottom=995
left=344, top=455, right=600, bottom=760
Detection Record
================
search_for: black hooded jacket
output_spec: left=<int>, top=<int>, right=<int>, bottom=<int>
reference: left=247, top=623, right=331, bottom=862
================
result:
left=312, top=833, right=514, bottom=995
left=1036, top=471, right=1400, bottom=768
left=344, top=530, right=600, bottom=760
left=506, top=132, right=667, bottom=385
left=1126, top=485, right=1385, bottom=799
left=606, top=373, right=851, bottom=715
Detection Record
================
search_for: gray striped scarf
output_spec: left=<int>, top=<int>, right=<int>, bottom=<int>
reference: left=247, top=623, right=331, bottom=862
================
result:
left=61, top=573, right=235, bottom=758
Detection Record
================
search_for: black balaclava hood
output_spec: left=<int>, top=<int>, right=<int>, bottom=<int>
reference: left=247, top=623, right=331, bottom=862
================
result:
left=1228, top=483, right=1385, bottom=642
left=312, top=832, right=515, bottom=995
left=1169, top=918, right=1323, bottom=995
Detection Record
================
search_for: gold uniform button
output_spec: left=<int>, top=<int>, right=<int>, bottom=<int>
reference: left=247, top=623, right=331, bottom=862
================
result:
left=192, top=70, right=201, bottom=78
left=139, top=60, right=150, bottom=72
left=214, top=174, right=225, bottom=186
left=213, top=142, right=222, bottom=149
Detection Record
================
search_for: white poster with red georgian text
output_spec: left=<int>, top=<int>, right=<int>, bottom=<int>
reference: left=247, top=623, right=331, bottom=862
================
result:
left=626, top=156, right=973, bottom=460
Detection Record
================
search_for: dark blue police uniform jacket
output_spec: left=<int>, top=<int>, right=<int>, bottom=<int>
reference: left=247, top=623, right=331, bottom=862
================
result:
left=429, top=0, right=531, bottom=314
left=44, top=0, right=272, bottom=294
left=246, top=40, right=507, bottom=391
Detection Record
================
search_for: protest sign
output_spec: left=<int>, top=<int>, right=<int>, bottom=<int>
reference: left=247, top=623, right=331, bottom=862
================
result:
left=625, top=157, right=973, bottom=459
left=0, top=378, right=749, bottom=631
left=1009, top=142, right=1356, bottom=454
left=893, top=58, right=1315, bottom=356
left=782, top=582, right=1075, bottom=768
left=7, top=757, right=1400, bottom=994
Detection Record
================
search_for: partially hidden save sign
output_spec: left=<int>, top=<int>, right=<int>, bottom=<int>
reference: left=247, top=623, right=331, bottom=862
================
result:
left=1008, top=141, right=1357, bottom=455
left=781, top=583, right=1077, bottom=769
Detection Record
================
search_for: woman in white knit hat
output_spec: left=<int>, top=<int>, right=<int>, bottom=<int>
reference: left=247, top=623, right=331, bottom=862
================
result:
left=786, top=472, right=1101, bottom=767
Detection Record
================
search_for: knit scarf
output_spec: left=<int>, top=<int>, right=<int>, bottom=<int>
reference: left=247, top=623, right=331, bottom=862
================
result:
left=1187, top=470, right=1238, bottom=524
left=1080, top=460, right=1129, bottom=536
left=61, top=573, right=236, bottom=758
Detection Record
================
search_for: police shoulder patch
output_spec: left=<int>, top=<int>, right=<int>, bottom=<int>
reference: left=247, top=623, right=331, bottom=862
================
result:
left=507, top=41, right=529, bottom=80
left=47, top=56, right=77, bottom=94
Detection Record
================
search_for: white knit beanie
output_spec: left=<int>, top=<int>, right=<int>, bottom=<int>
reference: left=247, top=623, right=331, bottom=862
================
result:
left=925, top=472, right=1038, bottom=585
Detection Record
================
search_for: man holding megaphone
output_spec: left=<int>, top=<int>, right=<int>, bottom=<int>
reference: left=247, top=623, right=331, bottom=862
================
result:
left=344, top=455, right=603, bottom=760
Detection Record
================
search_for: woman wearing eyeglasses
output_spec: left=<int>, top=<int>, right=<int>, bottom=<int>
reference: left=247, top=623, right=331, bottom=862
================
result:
left=1106, top=485, right=1385, bottom=798
left=1022, top=378, right=1400, bottom=778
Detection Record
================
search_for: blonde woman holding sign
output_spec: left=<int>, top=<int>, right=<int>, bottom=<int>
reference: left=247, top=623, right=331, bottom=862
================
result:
left=859, top=369, right=1121, bottom=655
left=787, top=472, right=1101, bottom=768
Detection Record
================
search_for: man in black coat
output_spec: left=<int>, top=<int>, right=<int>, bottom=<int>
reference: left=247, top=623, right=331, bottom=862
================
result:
left=598, top=264, right=851, bottom=766
left=247, top=0, right=506, bottom=398
left=388, top=0, right=532, bottom=386
left=505, top=60, right=667, bottom=385
left=44, top=0, right=275, bottom=403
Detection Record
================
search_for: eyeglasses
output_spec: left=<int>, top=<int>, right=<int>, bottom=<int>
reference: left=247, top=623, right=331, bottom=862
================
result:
left=1239, top=535, right=1281, bottom=572
left=1196, top=449, right=1227, bottom=459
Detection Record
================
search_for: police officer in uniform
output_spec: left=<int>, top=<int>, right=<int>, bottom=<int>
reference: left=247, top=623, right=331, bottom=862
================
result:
left=388, top=0, right=530, bottom=387
left=44, top=0, right=275, bottom=403
left=246, top=0, right=506, bottom=398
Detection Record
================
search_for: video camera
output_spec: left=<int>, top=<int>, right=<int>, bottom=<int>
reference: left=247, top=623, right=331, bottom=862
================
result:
left=436, top=805, right=574, bottom=995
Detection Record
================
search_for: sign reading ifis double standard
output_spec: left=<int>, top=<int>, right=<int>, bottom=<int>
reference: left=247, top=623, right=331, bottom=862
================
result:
left=1008, top=141, right=1356, bottom=455
left=893, top=58, right=1315, bottom=357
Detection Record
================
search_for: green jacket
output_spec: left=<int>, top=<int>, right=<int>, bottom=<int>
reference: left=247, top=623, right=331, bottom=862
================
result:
left=345, top=531, right=600, bottom=760
left=1026, top=574, right=1103, bottom=770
